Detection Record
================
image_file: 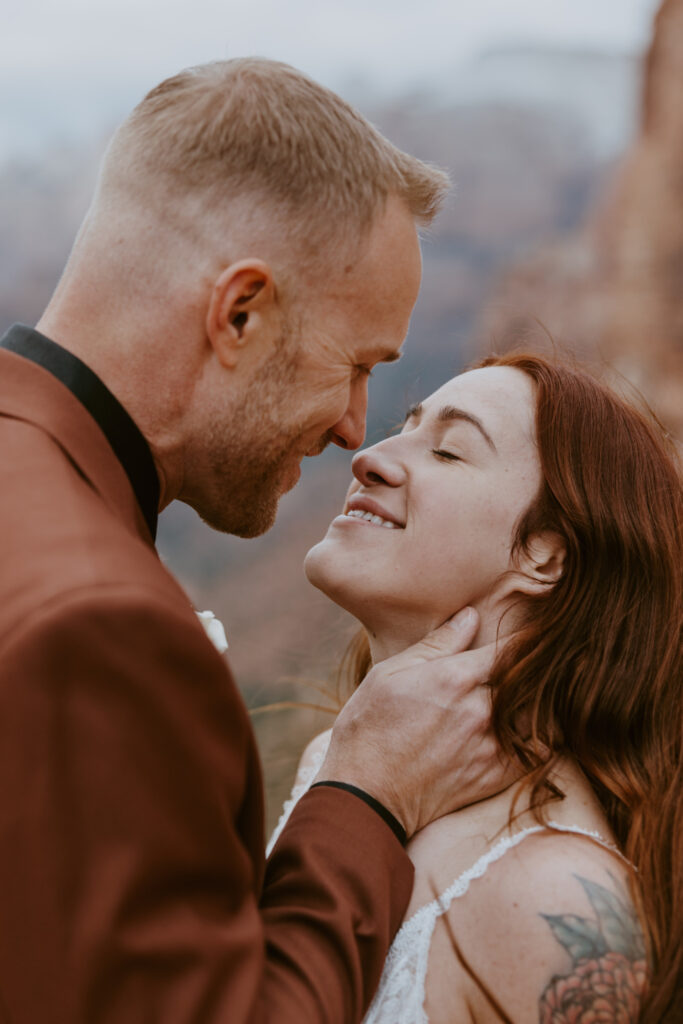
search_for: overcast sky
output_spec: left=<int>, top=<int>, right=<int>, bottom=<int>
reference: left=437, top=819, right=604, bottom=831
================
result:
left=1, top=0, right=661, bottom=158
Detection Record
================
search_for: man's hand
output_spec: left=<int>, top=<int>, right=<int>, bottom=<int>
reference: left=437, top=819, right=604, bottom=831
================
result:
left=315, top=607, right=518, bottom=839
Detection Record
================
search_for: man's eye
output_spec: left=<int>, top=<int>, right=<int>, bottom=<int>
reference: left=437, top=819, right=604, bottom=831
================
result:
left=431, top=449, right=461, bottom=462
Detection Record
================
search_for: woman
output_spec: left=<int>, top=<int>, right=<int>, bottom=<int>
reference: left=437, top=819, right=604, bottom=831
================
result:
left=268, top=353, right=682, bottom=1023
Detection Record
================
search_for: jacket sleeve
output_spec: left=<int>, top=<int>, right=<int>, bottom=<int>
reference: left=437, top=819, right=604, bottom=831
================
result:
left=0, top=585, right=413, bottom=1024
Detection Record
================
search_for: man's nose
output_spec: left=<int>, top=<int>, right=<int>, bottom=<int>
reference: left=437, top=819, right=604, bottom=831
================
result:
left=330, top=375, right=368, bottom=451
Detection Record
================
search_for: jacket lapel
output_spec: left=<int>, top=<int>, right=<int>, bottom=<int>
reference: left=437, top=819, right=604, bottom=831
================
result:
left=0, top=348, right=155, bottom=547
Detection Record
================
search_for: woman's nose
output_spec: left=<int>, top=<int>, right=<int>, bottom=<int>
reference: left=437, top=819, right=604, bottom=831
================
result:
left=351, top=437, right=406, bottom=487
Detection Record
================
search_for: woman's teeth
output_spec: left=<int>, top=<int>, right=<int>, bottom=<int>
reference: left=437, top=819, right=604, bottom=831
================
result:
left=345, top=509, right=399, bottom=529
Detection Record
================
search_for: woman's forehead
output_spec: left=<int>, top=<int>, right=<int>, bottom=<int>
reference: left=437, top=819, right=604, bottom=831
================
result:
left=424, top=366, right=536, bottom=443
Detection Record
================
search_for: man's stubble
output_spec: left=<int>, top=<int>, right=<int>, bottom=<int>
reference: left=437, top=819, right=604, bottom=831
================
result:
left=195, top=334, right=330, bottom=538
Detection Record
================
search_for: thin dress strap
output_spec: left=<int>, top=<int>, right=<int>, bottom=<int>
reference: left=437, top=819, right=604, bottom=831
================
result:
left=434, top=822, right=628, bottom=917
left=362, top=822, right=627, bottom=1024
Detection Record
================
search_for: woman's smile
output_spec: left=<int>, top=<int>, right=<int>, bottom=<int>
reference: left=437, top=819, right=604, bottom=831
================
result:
left=341, top=493, right=405, bottom=529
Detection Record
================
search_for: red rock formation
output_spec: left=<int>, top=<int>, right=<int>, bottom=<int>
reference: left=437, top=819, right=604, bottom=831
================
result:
left=602, top=0, right=683, bottom=429
left=476, top=0, right=683, bottom=437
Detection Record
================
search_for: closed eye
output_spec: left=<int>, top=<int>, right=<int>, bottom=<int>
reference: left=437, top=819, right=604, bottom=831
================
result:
left=431, top=449, right=461, bottom=462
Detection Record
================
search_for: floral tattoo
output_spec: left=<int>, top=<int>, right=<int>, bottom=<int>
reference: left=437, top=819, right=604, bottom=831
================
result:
left=538, top=873, right=648, bottom=1024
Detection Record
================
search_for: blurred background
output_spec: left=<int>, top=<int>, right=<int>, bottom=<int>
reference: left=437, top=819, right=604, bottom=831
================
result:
left=2, top=0, right=681, bottom=832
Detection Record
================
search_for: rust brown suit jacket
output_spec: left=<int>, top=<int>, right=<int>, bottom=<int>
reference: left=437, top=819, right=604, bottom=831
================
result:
left=0, top=344, right=413, bottom=1023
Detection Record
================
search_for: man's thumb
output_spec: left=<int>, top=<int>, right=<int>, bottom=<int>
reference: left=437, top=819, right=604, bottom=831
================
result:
left=397, top=606, right=480, bottom=667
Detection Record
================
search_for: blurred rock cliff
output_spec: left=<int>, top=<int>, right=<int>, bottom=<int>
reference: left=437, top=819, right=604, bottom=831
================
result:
left=475, top=0, right=683, bottom=437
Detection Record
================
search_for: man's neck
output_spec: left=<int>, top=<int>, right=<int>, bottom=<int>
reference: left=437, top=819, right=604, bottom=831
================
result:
left=36, top=306, right=193, bottom=511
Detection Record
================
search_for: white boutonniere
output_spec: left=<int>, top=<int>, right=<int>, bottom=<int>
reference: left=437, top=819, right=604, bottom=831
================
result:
left=195, top=610, right=229, bottom=653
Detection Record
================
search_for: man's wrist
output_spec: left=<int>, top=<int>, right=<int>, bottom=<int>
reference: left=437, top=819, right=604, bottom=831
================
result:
left=310, top=780, right=407, bottom=847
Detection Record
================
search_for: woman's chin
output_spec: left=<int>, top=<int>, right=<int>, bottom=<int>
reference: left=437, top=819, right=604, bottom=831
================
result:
left=302, top=540, right=327, bottom=589
left=304, top=540, right=350, bottom=600
left=304, top=540, right=374, bottom=620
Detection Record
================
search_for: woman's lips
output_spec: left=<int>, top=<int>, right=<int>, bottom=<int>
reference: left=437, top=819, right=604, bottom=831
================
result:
left=344, top=494, right=405, bottom=528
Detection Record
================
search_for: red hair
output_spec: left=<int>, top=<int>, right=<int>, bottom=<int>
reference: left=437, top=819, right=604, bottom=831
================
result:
left=339, top=353, right=682, bottom=1020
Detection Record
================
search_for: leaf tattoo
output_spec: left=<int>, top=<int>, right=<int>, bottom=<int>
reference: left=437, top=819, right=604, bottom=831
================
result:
left=538, top=873, right=648, bottom=1023
left=542, top=913, right=606, bottom=962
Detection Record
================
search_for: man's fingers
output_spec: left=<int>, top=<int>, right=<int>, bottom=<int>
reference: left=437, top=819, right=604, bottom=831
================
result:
left=389, top=640, right=499, bottom=704
left=433, top=641, right=499, bottom=697
left=379, top=644, right=499, bottom=724
left=389, top=606, right=480, bottom=670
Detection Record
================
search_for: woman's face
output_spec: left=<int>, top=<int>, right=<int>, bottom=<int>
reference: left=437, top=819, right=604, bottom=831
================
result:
left=304, top=365, right=543, bottom=648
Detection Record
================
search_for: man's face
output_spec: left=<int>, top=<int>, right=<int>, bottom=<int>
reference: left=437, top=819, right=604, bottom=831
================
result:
left=198, top=197, right=423, bottom=537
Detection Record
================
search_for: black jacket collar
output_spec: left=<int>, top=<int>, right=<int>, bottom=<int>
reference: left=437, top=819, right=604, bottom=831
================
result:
left=1, top=323, right=159, bottom=540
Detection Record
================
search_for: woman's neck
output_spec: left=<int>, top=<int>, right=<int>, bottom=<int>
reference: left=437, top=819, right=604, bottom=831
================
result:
left=365, top=594, right=518, bottom=663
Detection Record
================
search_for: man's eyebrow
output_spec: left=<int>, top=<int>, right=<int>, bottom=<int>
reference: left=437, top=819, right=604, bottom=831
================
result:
left=404, top=401, right=497, bottom=452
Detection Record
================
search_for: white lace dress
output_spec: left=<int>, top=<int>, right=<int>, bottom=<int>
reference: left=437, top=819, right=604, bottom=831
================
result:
left=267, top=739, right=624, bottom=1024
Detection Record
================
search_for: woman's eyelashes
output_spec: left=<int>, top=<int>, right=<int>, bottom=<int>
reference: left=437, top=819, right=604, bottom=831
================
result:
left=431, top=448, right=461, bottom=462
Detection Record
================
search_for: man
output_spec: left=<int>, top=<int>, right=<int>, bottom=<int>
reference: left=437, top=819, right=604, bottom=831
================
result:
left=0, top=59, right=508, bottom=1022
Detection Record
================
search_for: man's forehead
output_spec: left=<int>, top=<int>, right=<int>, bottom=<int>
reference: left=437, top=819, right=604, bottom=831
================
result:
left=327, top=204, right=421, bottom=304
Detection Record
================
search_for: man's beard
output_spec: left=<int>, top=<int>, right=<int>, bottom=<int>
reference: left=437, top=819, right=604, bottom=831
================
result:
left=191, top=340, right=330, bottom=537
left=205, top=437, right=297, bottom=538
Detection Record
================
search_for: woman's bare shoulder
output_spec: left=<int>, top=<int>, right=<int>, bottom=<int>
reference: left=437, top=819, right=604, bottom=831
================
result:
left=425, top=830, right=648, bottom=1024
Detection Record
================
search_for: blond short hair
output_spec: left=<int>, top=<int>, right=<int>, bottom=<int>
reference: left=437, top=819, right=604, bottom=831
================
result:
left=99, top=58, right=450, bottom=259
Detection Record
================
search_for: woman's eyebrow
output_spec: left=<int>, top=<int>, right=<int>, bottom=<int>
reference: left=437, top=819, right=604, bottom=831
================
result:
left=437, top=405, right=497, bottom=452
left=404, top=401, right=497, bottom=452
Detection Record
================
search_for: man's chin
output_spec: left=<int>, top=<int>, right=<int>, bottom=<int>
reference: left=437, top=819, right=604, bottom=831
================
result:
left=231, top=515, right=277, bottom=539
left=185, top=458, right=302, bottom=537
left=189, top=493, right=279, bottom=538
left=204, top=506, right=278, bottom=538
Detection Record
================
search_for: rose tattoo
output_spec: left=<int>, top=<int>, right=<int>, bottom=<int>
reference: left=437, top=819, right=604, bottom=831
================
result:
left=539, top=874, right=648, bottom=1024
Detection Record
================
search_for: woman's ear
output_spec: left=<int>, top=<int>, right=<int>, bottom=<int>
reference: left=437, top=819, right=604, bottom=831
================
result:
left=205, top=259, right=278, bottom=369
left=510, top=531, right=566, bottom=597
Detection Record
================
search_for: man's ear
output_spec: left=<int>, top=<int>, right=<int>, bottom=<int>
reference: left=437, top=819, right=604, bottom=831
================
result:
left=205, top=259, right=278, bottom=368
left=510, top=531, right=566, bottom=597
